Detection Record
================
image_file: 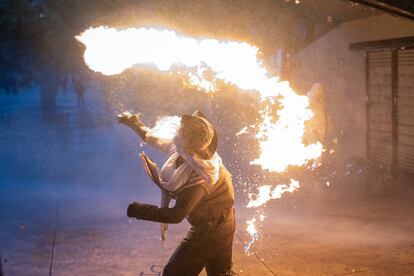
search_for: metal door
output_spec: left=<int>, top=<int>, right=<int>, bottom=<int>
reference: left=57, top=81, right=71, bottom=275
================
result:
left=367, top=49, right=414, bottom=174
left=367, top=51, right=393, bottom=166
left=398, top=49, right=414, bottom=173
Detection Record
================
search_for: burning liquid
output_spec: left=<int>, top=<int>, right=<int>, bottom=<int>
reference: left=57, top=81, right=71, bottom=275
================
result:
left=244, top=179, right=299, bottom=252
left=77, top=26, right=323, bottom=251
left=247, top=179, right=300, bottom=208
left=147, top=116, right=181, bottom=139
left=245, top=218, right=259, bottom=253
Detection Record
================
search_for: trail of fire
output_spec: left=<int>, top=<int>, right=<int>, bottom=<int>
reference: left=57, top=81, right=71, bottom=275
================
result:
left=247, top=179, right=300, bottom=208
left=244, top=179, right=299, bottom=252
left=77, top=26, right=323, bottom=252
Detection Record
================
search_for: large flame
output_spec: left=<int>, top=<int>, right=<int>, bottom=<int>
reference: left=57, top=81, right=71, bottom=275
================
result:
left=77, top=26, right=324, bottom=251
left=77, top=27, right=278, bottom=98
left=77, top=26, right=323, bottom=172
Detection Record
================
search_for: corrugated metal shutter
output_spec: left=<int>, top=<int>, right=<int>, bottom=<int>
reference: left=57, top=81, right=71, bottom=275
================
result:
left=398, top=49, right=414, bottom=173
left=367, top=51, right=393, bottom=166
left=367, top=49, right=414, bottom=174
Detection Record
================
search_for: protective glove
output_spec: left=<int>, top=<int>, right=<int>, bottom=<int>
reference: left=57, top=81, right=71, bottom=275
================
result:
left=127, top=202, right=142, bottom=218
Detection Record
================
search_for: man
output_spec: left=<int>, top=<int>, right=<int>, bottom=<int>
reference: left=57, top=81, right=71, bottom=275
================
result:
left=119, top=111, right=236, bottom=276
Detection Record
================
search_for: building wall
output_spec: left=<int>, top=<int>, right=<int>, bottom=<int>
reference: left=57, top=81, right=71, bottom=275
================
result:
left=289, top=14, right=414, bottom=159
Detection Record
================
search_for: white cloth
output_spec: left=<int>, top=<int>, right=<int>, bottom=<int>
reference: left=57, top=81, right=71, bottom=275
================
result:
left=145, top=132, right=222, bottom=194
left=144, top=131, right=222, bottom=242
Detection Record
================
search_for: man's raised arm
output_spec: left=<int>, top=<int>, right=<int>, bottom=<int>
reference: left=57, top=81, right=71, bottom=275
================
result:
left=118, top=112, right=175, bottom=155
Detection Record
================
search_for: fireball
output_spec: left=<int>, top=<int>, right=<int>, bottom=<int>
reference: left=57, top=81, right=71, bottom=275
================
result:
left=77, top=26, right=324, bottom=251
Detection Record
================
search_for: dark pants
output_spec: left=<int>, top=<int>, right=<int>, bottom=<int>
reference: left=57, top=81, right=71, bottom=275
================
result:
left=163, top=209, right=235, bottom=276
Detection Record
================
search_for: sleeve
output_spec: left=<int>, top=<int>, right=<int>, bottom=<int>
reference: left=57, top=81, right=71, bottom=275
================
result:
left=144, top=134, right=176, bottom=156
left=127, top=185, right=206, bottom=224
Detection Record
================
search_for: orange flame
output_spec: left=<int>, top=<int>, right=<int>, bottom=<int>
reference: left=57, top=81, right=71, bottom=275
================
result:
left=77, top=26, right=324, bottom=252
left=77, top=26, right=323, bottom=172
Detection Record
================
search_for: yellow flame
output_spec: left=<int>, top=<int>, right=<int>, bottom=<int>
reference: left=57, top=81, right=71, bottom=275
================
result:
left=76, top=26, right=278, bottom=98
left=77, top=26, right=325, bottom=252
left=147, top=116, right=181, bottom=139
left=77, top=26, right=323, bottom=173
left=251, top=94, right=323, bottom=172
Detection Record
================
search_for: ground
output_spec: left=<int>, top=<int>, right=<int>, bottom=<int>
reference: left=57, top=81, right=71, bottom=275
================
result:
left=1, top=88, right=413, bottom=276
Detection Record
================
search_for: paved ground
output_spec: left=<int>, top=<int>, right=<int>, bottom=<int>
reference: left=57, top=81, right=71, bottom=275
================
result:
left=0, top=181, right=274, bottom=276
left=1, top=89, right=413, bottom=276
left=1, top=179, right=413, bottom=276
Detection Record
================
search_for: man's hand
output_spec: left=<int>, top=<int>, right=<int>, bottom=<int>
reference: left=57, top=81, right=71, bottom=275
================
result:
left=127, top=202, right=142, bottom=218
left=118, top=112, right=144, bottom=127
left=118, top=112, right=148, bottom=139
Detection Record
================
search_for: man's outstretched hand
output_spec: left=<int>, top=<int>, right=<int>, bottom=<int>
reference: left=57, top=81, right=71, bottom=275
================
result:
left=118, top=112, right=144, bottom=127
left=118, top=112, right=147, bottom=139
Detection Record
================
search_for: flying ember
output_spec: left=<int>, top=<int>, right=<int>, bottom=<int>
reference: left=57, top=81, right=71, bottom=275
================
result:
left=77, top=26, right=324, bottom=251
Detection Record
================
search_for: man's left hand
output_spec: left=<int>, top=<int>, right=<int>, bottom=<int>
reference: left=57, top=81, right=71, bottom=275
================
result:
left=127, top=202, right=142, bottom=218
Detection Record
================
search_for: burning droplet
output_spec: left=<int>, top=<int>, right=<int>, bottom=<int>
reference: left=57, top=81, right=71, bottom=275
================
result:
left=245, top=218, right=259, bottom=253
left=236, top=126, right=249, bottom=136
left=247, top=179, right=300, bottom=208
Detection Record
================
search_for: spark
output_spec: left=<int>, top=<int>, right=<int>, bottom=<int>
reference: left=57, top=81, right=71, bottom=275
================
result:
left=236, top=126, right=249, bottom=136
left=244, top=179, right=299, bottom=252
left=245, top=218, right=259, bottom=253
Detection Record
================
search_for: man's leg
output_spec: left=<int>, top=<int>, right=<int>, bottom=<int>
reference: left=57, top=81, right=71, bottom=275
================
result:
left=163, top=229, right=208, bottom=276
left=205, top=240, right=234, bottom=276
left=205, top=215, right=236, bottom=276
